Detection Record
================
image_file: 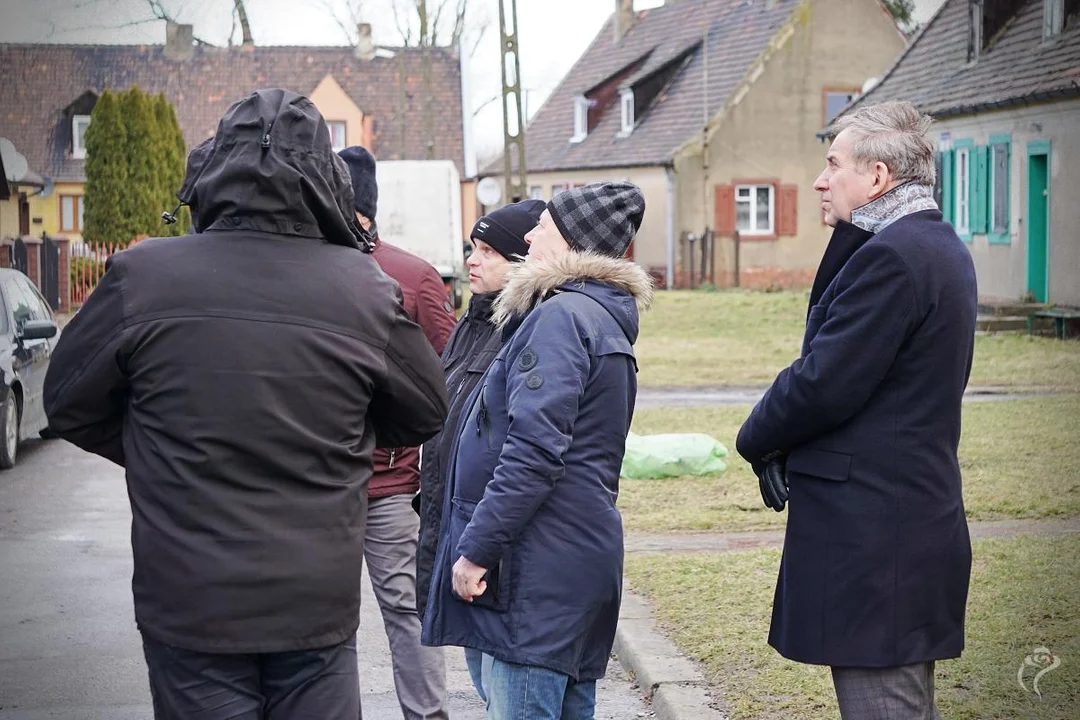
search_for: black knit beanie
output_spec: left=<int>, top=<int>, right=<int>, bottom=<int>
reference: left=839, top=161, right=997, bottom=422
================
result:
left=337, top=146, right=378, bottom=221
left=470, top=199, right=545, bottom=261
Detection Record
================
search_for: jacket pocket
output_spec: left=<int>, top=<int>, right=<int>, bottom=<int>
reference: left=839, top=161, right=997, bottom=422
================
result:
left=786, top=447, right=852, bottom=482
left=449, top=497, right=512, bottom=613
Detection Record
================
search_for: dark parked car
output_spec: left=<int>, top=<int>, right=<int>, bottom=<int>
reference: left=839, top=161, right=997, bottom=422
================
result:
left=0, top=268, right=59, bottom=469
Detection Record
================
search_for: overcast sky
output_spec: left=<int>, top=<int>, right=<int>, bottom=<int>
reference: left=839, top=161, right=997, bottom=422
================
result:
left=1, top=0, right=946, bottom=160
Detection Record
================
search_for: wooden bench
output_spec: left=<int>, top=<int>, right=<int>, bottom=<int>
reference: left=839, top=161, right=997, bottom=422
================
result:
left=1029, top=308, right=1080, bottom=340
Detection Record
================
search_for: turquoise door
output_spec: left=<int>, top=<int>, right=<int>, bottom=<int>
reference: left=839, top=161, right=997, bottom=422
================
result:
left=1027, top=149, right=1049, bottom=302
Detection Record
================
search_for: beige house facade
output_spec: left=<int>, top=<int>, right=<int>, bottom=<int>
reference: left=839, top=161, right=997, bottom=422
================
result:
left=483, top=0, right=905, bottom=288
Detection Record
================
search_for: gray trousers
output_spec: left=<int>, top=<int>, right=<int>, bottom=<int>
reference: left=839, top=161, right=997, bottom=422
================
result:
left=141, top=632, right=359, bottom=720
left=832, top=662, right=941, bottom=720
left=364, top=493, right=449, bottom=720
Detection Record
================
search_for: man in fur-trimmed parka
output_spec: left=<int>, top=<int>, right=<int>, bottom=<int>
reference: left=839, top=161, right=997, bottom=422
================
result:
left=421, top=183, right=652, bottom=719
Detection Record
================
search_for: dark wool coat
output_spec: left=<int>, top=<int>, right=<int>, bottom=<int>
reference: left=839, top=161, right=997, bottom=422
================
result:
left=738, top=209, right=978, bottom=668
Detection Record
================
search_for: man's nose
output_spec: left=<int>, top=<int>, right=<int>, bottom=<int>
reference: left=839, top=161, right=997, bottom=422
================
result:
left=467, top=253, right=480, bottom=267
left=813, top=171, right=828, bottom=192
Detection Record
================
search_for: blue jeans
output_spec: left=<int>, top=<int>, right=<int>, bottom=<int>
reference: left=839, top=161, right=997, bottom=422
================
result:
left=465, top=647, right=487, bottom=702
left=476, top=653, right=596, bottom=720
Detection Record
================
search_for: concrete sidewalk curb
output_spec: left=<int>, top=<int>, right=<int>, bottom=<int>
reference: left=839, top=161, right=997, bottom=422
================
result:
left=614, top=591, right=728, bottom=720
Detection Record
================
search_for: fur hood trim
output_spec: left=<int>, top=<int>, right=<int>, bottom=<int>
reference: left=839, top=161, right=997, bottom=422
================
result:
left=492, top=252, right=654, bottom=330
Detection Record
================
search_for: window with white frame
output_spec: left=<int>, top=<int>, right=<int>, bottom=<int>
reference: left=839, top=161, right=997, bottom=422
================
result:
left=572, top=96, right=589, bottom=142
left=328, top=121, right=347, bottom=152
left=72, top=115, right=91, bottom=159
left=990, top=142, right=1009, bottom=235
left=735, top=185, right=774, bottom=234
left=954, top=147, right=970, bottom=234
left=620, top=89, right=635, bottom=134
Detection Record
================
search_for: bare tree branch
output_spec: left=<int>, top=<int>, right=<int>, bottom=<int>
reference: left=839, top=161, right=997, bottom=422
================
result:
left=472, top=93, right=500, bottom=116
left=227, top=2, right=237, bottom=46
left=145, top=0, right=176, bottom=22
left=449, top=0, right=468, bottom=50
left=319, top=0, right=362, bottom=44
left=417, top=0, right=431, bottom=46
left=429, top=0, right=446, bottom=46
left=233, top=0, right=253, bottom=45
left=391, top=0, right=414, bottom=46
left=466, top=4, right=488, bottom=58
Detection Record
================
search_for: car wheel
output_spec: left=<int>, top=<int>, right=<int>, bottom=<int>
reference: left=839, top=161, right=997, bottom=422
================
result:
left=0, top=388, right=18, bottom=470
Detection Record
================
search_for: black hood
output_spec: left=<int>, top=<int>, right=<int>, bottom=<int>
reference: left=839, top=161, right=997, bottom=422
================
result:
left=176, top=89, right=368, bottom=250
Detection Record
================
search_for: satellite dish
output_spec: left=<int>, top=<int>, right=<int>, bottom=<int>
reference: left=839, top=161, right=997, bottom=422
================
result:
left=476, top=176, right=503, bottom=207
left=0, top=137, right=29, bottom=183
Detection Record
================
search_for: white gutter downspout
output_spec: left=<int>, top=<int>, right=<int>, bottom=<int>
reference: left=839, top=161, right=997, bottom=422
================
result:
left=459, top=34, right=477, bottom=178
left=665, top=164, right=676, bottom=290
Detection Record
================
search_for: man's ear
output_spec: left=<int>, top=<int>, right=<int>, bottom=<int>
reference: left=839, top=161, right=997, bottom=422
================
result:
left=868, top=161, right=892, bottom=199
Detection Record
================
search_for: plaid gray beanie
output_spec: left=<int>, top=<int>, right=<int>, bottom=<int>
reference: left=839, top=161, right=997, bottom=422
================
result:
left=547, top=182, right=645, bottom=258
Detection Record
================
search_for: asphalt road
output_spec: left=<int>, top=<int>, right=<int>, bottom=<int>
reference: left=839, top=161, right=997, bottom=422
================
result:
left=0, top=439, right=649, bottom=719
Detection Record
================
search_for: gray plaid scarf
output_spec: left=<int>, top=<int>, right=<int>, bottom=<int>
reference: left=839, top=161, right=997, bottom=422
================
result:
left=851, top=182, right=938, bottom=234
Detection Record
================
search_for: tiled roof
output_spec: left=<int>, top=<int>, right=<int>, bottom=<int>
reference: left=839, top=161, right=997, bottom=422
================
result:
left=0, top=43, right=464, bottom=182
left=844, top=0, right=1080, bottom=118
left=493, top=0, right=800, bottom=174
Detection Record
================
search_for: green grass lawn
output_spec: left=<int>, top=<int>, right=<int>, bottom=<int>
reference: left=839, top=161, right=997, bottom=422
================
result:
left=619, top=396, right=1080, bottom=533
left=625, top=534, right=1080, bottom=720
left=635, top=290, right=1080, bottom=390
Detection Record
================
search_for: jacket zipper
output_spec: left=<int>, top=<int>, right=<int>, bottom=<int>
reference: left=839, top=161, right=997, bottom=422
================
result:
left=388, top=449, right=397, bottom=468
left=475, top=387, right=488, bottom=437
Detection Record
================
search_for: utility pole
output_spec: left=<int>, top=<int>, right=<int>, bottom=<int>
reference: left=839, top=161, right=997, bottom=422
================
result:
left=498, top=0, right=527, bottom=203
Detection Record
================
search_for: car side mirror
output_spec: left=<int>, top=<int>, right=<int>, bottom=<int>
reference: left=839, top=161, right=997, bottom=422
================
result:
left=19, top=319, right=58, bottom=341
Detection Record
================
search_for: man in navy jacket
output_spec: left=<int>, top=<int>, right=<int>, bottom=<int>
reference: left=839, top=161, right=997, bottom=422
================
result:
left=737, top=102, right=977, bottom=719
left=422, top=183, right=652, bottom=719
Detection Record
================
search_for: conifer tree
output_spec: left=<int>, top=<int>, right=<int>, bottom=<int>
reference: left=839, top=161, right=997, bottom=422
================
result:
left=82, top=89, right=130, bottom=247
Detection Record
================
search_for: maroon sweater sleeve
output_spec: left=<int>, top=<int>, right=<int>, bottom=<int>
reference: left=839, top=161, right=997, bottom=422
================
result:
left=369, top=240, right=456, bottom=498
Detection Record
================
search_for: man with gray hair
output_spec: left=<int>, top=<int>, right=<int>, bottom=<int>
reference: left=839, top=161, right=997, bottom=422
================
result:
left=737, top=101, right=977, bottom=719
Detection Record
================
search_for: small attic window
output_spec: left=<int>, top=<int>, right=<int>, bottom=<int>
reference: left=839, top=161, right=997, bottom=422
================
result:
left=620, top=89, right=635, bottom=135
left=572, top=96, right=589, bottom=143
left=1044, top=0, right=1068, bottom=37
left=72, top=115, right=91, bottom=159
left=968, top=0, right=983, bottom=60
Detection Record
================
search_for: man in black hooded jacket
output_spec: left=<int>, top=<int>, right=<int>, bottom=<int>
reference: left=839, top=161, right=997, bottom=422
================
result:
left=43, top=89, right=448, bottom=719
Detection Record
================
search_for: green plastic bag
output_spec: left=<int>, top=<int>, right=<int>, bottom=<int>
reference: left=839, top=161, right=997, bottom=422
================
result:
left=620, top=432, right=729, bottom=480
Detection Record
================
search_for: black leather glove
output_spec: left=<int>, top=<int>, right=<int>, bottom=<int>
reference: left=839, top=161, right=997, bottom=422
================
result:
left=758, top=456, right=788, bottom=512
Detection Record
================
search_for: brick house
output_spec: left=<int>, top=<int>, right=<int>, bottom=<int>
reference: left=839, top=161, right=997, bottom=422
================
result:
left=833, top=0, right=1080, bottom=306
left=0, top=22, right=471, bottom=269
left=481, top=0, right=906, bottom=289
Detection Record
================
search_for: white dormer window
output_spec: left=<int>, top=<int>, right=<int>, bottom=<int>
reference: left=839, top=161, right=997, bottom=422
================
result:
left=620, top=89, right=635, bottom=135
left=328, top=120, right=347, bottom=152
left=572, top=96, right=589, bottom=143
left=72, top=115, right=91, bottom=159
left=1044, top=0, right=1065, bottom=38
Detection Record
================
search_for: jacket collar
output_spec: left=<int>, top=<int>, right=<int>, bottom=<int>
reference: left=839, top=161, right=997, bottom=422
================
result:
left=492, top=252, right=654, bottom=331
left=851, top=182, right=938, bottom=234
left=466, top=292, right=498, bottom=323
